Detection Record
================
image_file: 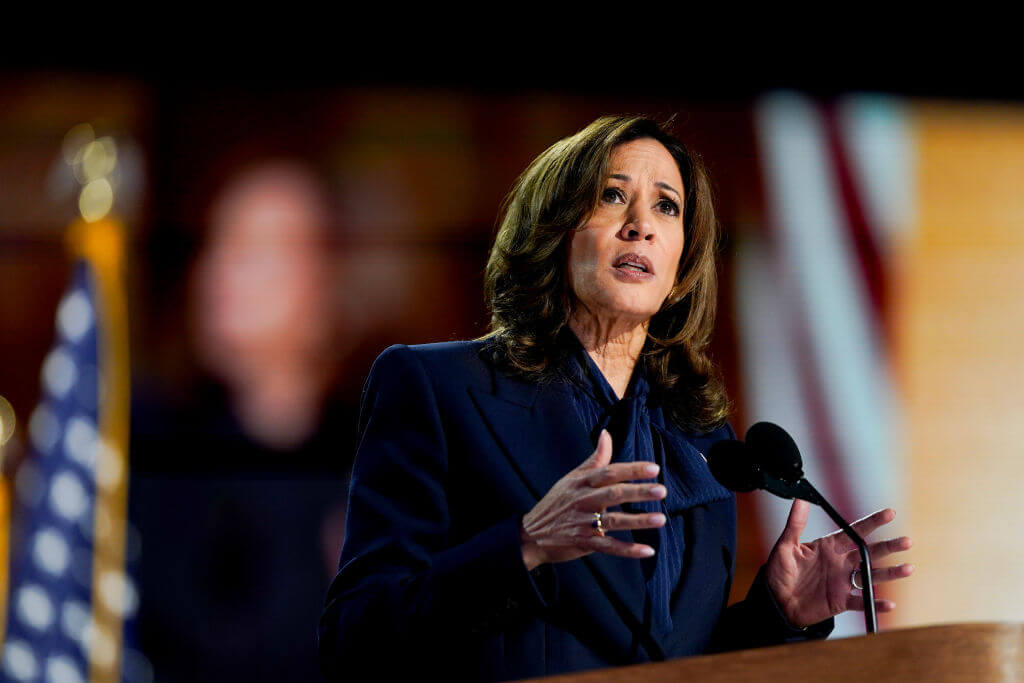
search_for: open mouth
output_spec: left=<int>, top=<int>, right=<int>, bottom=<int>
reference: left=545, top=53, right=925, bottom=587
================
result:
left=612, top=253, right=653, bottom=275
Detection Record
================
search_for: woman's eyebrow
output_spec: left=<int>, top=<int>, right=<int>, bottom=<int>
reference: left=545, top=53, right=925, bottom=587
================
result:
left=656, top=181, right=681, bottom=199
left=609, top=174, right=681, bottom=199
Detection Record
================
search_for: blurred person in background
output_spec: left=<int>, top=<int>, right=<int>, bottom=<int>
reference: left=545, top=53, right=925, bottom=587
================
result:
left=130, top=160, right=358, bottom=682
left=318, top=116, right=913, bottom=680
left=192, top=160, right=352, bottom=453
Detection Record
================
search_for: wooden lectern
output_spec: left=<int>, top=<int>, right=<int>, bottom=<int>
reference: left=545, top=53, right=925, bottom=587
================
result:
left=535, top=623, right=1024, bottom=682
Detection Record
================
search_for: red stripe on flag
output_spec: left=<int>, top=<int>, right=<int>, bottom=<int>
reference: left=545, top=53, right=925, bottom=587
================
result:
left=756, top=99, right=859, bottom=522
left=822, top=103, right=888, bottom=339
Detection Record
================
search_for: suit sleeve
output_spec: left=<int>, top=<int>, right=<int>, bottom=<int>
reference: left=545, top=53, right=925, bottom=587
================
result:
left=709, top=567, right=833, bottom=651
left=317, top=345, right=548, bottom=678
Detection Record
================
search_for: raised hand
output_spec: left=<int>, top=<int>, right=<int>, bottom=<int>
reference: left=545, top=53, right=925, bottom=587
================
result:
left=520, top=430, right=667, bottom=571
left=764, top=500, right=914, bottom=628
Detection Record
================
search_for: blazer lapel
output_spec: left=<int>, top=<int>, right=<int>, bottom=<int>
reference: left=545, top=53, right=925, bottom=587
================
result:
left=468, top=378, right=579, bottom=505
left=468, top=369, right=659, bottom=660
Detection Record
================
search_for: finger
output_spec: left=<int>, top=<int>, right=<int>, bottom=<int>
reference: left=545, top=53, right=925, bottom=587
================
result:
left=778, top=499, right=810, bottom=545
left=583, top=461, right=660, bottom=488
left=599, top=511, right=666, bottom=532
left=580, top=430, right=614, bottom=470
left=850, top=508, right=897, bottom=539
left=846, top=594, right=897, bottom=613
left=579, top=483, right=667, bottom=510
left=585, top=534, right=656, bottom=559
left=867, top=536, right=913, bottom=563
left=859, top=563, right=914, bottom=585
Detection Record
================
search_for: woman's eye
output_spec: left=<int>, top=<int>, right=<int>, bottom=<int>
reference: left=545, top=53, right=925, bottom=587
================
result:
left=658, top=199, right=680, bottom=216
left=602, top=187, right=625, bottom=203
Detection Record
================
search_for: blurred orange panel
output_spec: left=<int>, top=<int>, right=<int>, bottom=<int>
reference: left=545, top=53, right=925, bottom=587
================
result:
left=895, top=101, right=1024, bottom=626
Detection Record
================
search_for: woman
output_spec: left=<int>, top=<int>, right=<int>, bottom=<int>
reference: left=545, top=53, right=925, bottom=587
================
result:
left=318, top=116, right=912, bottom=680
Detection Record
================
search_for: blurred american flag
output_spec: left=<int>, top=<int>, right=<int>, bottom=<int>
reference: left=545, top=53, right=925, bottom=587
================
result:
left=2, top=225, right=145, bottom=682
left=738, top=92, right=911, bottom=637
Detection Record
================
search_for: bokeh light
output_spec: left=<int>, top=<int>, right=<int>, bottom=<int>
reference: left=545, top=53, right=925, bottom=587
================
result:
left=78, top=178, right=114, bottom=222
left=79, top=138, right=117, bottom=183
left=61, top=124, right=95, bottom=165
left=0, top=394, right=15, bottom=446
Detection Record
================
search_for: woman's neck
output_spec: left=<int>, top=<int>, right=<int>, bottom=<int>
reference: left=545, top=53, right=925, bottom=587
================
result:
left=569, top=309, right=647, bottom=399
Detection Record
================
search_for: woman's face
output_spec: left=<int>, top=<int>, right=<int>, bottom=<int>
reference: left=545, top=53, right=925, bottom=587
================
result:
left=567, top=138, right=685, bottom=324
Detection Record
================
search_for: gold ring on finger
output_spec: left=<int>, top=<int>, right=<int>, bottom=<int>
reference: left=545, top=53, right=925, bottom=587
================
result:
left=592, top=512, right=606, bottom=536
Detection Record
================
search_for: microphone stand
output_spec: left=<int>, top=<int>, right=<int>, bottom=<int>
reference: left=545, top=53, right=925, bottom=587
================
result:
left=759, top=472, right=878, bottom=634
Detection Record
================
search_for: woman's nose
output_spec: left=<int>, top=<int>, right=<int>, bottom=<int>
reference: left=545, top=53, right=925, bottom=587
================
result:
left=619, top=208, right=655, bottom=241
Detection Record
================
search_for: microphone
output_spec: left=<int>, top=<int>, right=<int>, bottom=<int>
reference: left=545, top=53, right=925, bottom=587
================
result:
left=707, top=422, right=878, bottom=634
left=746, top=421, right=803, bottom=483
left=706, top=439, right=762, bottom=492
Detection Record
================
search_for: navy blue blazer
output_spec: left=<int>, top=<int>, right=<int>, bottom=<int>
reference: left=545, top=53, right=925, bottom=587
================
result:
left=318, top=341, right=830, bottom=681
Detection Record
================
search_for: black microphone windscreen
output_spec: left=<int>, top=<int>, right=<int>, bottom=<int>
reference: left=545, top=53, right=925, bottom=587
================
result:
left=707, top=440, right=763, bottom=492
left=746, top=422, right=804, bottom=483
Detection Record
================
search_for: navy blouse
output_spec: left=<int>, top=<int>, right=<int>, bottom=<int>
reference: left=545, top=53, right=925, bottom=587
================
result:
left=562, top=339, right=732, bottom=637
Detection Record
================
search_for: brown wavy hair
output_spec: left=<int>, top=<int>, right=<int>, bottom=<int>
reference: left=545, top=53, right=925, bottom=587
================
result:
left=483, top=115, right=729, bottom=433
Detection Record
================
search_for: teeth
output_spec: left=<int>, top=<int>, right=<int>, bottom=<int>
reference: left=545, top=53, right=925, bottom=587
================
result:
left=619, top=264, right=645, bottom=273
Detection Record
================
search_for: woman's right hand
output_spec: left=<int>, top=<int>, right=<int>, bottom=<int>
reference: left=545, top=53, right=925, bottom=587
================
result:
left=519, top=430, right=668, bottom=570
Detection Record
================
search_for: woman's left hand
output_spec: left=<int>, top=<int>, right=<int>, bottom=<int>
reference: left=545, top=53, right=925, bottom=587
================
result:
left=764, top=500, right=914, bottom=628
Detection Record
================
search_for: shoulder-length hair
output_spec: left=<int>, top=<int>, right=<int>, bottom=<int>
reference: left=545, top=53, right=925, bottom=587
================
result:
left=483, top=115, right=729, bottom=433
